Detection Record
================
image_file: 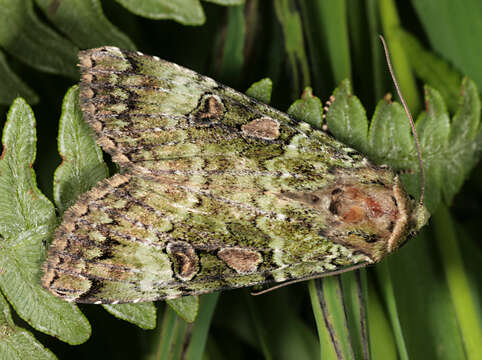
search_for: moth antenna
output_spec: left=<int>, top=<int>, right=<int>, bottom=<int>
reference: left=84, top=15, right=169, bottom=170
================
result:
left=251, top=263, right=368, bottom=296
left=379, top=35, right=425, bottom=206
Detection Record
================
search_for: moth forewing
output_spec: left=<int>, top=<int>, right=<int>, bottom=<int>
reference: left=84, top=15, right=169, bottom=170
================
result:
left=42, top=47, right=428, bottom=304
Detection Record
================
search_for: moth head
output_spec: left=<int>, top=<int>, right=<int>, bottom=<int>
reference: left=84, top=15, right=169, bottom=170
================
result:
left=384, top=178, right=430, bottom=255
left=391, top=195, right=430, bottom=251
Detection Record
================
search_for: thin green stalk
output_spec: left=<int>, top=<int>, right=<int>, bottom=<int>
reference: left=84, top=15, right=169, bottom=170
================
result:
left=309, top=279, right=339, bottom=360
left=341, top=271, right=370, bottom=359
left=184, top=293, right=220, bottom=360
left=375, top=261, right=409, bottom=360
left=310, top=277, right=356, bottom=360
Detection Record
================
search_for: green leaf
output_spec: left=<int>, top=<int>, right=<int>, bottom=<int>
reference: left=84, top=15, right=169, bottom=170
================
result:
left=368, top=95, right=415, bottom=169
left=325, top=80, right=368, bottom=154
left=114, top=0, right=206, bottom=25
left=0, top=98, right=91, bottom=345
left=103, top=302, right=157, bottom=330
left=35, top=0, right=136, bottom=50
left=166, top=296, right=199, bottom=323
left=54, top=86, right=156, bottom=329
left=246, top=78, right=272, bottom=104
left=326, top=76, right=481, bottom=359
left=287, top=87, right=323, bottom=129
left=203, top=0, right=244, bottom=5
left=443, top=78, right=481, bottom=202
left=0, top=50, right=38, bottom=105
left=410, top=0, right=482, bottom=91
left=413, top=86, right=451, bottom=212
left=398, top=30, right=462, bottom=113
left=53, top=86, right=108, bottom=213
left=0, top=0, right=78, bottom=78
left=0, top=292, right=56, bottom=360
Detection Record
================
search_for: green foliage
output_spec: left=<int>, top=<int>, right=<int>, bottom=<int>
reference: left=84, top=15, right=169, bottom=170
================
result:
left=246, top=78, right=273, bottom=104
left=157, top=294, right=219, bottom=360
left=115, top=0, right=206, bottom=25
left=53, top=86, right=108, bottom=213
left=0, top=1, right=480, bottom=359
left=0, top=99, right=91, bottom=345
left=0, top=51, right=38, bottom=105
left=166, top=297, right=199, bottom=324
left=398, top=30, right=461, bottom=113
left=287, top=87, right=323, bottom=129
left=410, top=0, right=482, bottom=91
left=0, top=292, right=56, bottom=360
left=115, top=0, right=244, bottom=25
left=102, top=302, right=157, bottom=330
left=0, top=0, right=78, bottom=78
left=34, top=0, right=136, bottom=50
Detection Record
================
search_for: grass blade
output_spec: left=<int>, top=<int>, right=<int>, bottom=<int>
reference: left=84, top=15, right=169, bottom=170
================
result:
left=378, top=0, right=420, bottom=113
left=273, top=0, right=310, bottom=98
left=315, top=0, right=351, bottom=84
left=410, top=0, right=482, bottom=90
left=432, top=205, right=482, bottom=360
left=375, top=261, right=409, bottom=360
left=310, top=277, right=356, bottom=360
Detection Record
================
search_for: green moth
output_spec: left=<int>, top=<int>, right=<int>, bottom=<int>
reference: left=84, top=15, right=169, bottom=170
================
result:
left=42, top=46, right=429, bottom=304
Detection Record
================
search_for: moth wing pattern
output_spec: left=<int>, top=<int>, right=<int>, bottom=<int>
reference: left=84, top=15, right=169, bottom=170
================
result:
left=43, top=47, right=421, bottom=303
left=43, top=173, right=367, bottom=303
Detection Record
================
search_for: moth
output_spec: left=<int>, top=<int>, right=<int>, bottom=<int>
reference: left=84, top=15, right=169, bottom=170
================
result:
left=42, top=46, right=429, bottom=304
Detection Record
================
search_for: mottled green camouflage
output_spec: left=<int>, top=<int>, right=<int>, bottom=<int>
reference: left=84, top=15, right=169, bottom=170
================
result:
left=42, top=47, right=428, bottom=304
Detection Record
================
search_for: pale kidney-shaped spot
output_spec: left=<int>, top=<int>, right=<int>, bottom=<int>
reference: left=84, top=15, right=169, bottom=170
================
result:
left=166, top=241, right=199, bottom=281
left=241, top=117, right=280, bottom=140
left=218, top=247, right=263, bottom=274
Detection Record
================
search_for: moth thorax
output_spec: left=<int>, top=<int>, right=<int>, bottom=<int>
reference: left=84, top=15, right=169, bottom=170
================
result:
left=279, top=179, right=412, bottom=262
left=329, top=185, right=398, bottom=234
